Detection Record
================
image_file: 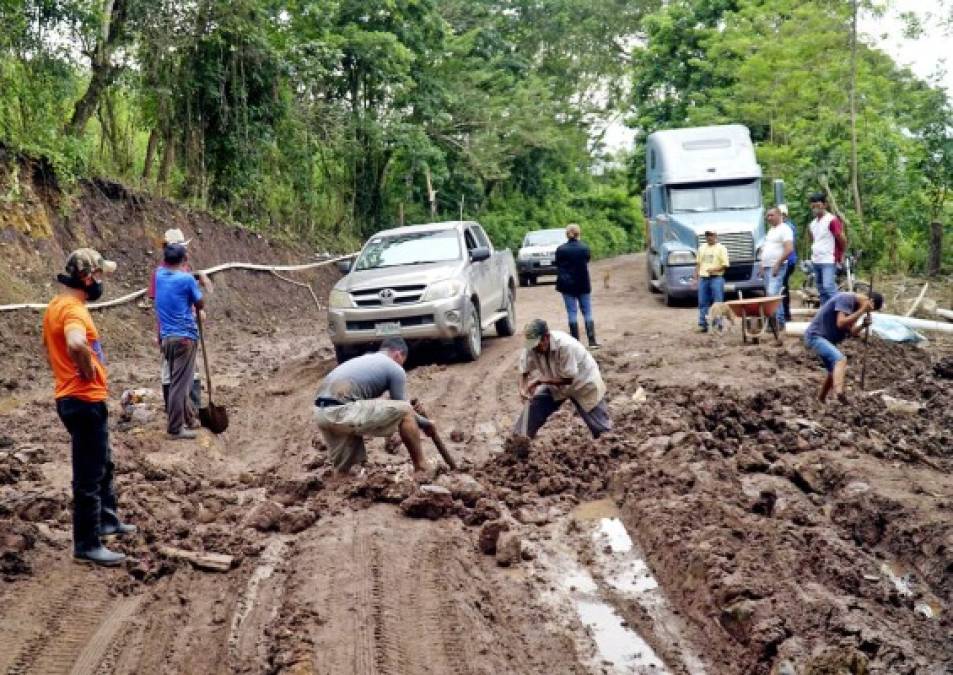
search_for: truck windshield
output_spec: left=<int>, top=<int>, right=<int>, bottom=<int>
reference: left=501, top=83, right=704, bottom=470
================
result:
left=523, top=230, right=564, bottom=247
left=355, top=229, right=461, bottom=270
left=669, top=181, right=761, bottom=212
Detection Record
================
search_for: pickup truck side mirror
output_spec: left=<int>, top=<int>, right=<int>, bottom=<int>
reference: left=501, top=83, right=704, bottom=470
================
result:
left=336, top=259, right=352, bottom=274
left=469, top=246, right=491, bottom=262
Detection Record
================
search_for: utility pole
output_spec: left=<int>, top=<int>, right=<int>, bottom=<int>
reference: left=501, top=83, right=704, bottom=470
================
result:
left=425, top=165, right=437, bottom=217
left=848, top=0, right=865, bottom=238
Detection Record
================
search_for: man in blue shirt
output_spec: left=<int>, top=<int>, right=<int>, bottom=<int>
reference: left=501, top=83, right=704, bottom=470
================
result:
left=803, top=290, right=882, bottom=402
left=155, top=243, right=205, bottom=439
left=779, top=205, right=798, bottom=322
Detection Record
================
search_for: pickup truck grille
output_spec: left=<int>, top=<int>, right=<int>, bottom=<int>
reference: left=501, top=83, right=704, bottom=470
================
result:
left=697, top=232, right=754, bottom=262
left=350, top=284, right=427, bottom=307
left=346, top=315, right=435, bottom=331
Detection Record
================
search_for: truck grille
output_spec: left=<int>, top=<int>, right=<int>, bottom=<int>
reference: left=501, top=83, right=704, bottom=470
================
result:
left=350, top=284, right=426, bottom=307
left=346, top=315, right=435, bottom=331
left=697, top=232, right=754, bottom=262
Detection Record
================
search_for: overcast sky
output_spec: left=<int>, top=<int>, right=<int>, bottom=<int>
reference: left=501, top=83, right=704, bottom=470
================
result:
left=601, top=1, right=951, bottom=152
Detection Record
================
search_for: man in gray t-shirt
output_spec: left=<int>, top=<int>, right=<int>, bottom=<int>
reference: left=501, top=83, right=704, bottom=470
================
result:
left=314, top=338, right=436, bottom=476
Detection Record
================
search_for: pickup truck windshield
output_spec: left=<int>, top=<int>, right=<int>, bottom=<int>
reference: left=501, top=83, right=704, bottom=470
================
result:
left=523, top=230, right=564, bottom=247
left=669, top=181, right=761, bottom=213
left=355, top=229, right=461, bottom=270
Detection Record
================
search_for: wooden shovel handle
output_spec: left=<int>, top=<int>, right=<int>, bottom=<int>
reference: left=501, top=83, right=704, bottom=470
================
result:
left=196, top=310, right=215, bottom=402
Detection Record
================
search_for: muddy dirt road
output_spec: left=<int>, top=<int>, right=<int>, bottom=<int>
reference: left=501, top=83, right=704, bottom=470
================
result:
left=1, top=253, right=951, bottom=674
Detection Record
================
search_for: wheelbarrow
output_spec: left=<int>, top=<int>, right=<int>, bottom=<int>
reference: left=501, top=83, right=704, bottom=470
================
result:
left=724, top=295, right=784, bottom=345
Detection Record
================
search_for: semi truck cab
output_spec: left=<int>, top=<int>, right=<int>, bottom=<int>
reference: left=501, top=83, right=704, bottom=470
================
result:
left=643, top=124, right=776, bottom=305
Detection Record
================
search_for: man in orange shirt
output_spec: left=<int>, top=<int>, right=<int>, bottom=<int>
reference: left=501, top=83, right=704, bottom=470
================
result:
left=43, top=249, right=135, bottom=566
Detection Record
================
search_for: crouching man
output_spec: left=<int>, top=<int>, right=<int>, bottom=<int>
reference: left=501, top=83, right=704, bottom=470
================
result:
left=804, top=291, right=883, bottom=402
left=514, top=319, right=612, bottom=439
left=313, top=337, right=436, bottom=478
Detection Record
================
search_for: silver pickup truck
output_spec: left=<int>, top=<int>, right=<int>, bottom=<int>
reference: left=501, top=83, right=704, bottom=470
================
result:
left=328, top=221, right=518, bottom=363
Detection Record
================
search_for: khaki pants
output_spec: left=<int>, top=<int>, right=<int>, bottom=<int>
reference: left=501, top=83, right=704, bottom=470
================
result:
left=314, top=400, right=412, bottom=472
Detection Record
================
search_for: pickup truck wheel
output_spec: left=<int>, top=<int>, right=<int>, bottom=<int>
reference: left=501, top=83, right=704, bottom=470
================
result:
left=647, top=256, right=661, bottom=293
left=519, top=275, right=529, bottom=287
left=456, top=301, right=482, bottom=362
left=334, top=345, right=355, bottom=364
left=495, top=289, right=516, bottom=337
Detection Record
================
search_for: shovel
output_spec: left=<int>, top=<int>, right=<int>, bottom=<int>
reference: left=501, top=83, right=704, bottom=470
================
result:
left=196, top=310, right=229, bottom=434
left=410, top=400, right=457, bottom=470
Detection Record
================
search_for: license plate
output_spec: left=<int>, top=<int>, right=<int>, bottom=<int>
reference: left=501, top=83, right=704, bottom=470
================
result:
left=374, top=322, right=401, bottom=336
left=540, top=257, right=552, bottom=266
left=724, top=283, right=736, bottom=292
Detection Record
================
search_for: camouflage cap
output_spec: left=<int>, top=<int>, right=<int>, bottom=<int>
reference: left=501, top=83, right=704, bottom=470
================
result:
left=65, top=248, right=117, bottom=276
left=524, top=318, right=549, bottom=350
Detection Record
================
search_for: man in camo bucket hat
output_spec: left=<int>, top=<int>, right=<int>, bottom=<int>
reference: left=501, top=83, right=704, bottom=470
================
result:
left=513, top=318, right=612, bottom=444
left=42, top=248, right=136, bottom=566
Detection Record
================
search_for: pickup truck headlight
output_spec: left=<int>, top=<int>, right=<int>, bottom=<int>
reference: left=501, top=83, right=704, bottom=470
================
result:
left=667, top=250, right=696, bottom=265
left=421, top=279, right=465, bottom=301
left=329, top=289, right=353, bottom=308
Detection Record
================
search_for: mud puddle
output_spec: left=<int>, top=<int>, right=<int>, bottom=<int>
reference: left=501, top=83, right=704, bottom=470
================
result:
left=532, top=498, right=704, bottom=674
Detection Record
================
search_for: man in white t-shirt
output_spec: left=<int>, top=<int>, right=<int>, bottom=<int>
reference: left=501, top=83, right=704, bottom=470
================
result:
left=807, top=192, right=847, bottom=306
left=762, top=207, right=794, bottom=328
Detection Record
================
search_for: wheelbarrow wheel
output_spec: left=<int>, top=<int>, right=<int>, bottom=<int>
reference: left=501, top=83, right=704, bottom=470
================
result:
left=769, top=317, right=782, bottom=344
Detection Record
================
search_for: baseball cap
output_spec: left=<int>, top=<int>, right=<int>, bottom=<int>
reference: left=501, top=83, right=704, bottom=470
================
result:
left=163, top=228, right=192, bottom=246
left=524, top=318, right=549, bottom=350
left=704, top=229, right=717, bottom=235
left=65, top=248, right=117, bottom=276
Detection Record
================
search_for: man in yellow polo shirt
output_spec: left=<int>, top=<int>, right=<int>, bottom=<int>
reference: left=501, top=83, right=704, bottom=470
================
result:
left=693, top=230, right=729, bottom=332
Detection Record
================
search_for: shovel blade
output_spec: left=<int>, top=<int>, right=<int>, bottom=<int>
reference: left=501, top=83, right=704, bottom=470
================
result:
left=199, top=403, right=229, bottom=434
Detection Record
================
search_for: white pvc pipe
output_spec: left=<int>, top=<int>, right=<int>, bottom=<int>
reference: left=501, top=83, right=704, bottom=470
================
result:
left=936, top=308, right=953, bottom=322
left=786, top=313, right=953, bottom=336
left=0, top=254, right=357, bottom=312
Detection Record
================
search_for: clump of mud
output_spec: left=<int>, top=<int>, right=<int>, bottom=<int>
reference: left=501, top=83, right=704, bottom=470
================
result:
left=503, top=433, right=531, bottom=459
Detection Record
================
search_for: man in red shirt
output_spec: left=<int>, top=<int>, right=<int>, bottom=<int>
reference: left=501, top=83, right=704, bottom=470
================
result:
left=43, top=249, right=136, bottom=566
left=807, top=193, right=848, bottom=306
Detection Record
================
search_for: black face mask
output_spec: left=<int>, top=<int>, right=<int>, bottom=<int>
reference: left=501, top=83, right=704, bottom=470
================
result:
left=57, top=273, right=103, bottom=301
left=85, top=281, right=104, bottom=302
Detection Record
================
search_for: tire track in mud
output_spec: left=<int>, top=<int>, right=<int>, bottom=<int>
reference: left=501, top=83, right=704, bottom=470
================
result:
left=419, top=536, right=475, bottom=675
left=355, top=527, right=411, bottom=675
left=3, top=573, right=140, bottom=675
left=227, top=537, right=290, bottom=669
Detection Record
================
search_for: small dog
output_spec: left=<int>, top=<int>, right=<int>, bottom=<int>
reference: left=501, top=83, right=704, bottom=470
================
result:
left=706, top=302, right=736, bottom=334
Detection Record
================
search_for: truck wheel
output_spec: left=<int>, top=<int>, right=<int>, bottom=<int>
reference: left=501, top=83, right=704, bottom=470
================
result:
left=495, top=289, right=516, bottom=337
left=647, top=257, right=661, bottom=293
left=456, top=301, right=482, bottom=362
left=663, top=283, right=678, bottom=307
left=519, top=275, right=529, bottom=287
left=334, top=345, right=355, bottom=364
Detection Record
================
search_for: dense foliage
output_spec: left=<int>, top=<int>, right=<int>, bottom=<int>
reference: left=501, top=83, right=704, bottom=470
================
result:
left=629, top=0, right=953, bottom=272
left=0, top=0, right=649, bottom=255
left=2, top=0, right=949, bottom=270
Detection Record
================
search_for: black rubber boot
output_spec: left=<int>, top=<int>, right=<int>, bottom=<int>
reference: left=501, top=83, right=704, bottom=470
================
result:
left=585, top=321, right=601, bottom=349
left=568, top=323, right=580, bottom=341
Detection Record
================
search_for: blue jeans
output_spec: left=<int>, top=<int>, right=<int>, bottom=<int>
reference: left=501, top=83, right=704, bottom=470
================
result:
left=697, top=276, right=725, bottom=329
left=562, top=293, right=593, bottom=325
left=813, top=262, right=837, bottom=307
left=763, top=266, right=786, bottom=327
left=805, top=333, right=845, bottom=373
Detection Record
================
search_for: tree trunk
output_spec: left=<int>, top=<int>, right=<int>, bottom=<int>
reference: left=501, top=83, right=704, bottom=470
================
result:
left=425, top=164, right=437, bottom=217
left=157, top=133, right=175, bottom=191
left=65, top=0, right=130, bottom=137
left=847, top=0, right=865, bottom=236
left=928, top=221, right=942, bottom=276
left=142, top=128, right=159, bottom=181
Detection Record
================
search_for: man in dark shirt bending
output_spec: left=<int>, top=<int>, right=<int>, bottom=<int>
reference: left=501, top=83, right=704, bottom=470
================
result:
left=313, top=337, right=437, bottom=477
left=803, top=291, right=883, bottom=402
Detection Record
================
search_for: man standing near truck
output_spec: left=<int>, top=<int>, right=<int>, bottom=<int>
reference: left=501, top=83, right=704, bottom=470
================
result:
left=43, top=249, right=135, bottom=566
left=779, top=205, right=798, bottom=322
left=804, top=291, right=883, bottom=402
left=694, top=230, right=729, bottom=333
left=808, top=192, right=847, bottom=307
left=314, top=337, right=438, bottom=478
left=555, top=223, right=600, bottom=349
left=762, top=207, right=795, bottom=330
